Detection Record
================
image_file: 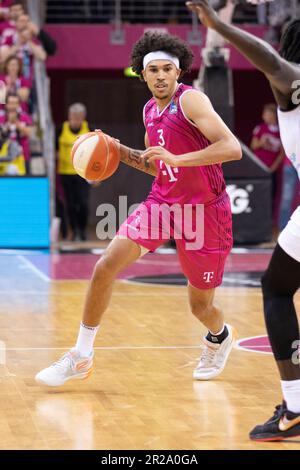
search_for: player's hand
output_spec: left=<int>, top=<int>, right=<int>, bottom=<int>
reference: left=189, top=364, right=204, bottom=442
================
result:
left=186, top=1, right=220, bottom=30
left=142, top=146, right=180, bottom=167
left=94, top=129, right=120, bottom=145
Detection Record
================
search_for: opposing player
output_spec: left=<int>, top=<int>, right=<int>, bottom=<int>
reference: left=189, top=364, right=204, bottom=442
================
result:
left=35, top=32, right=241, bottom=387
left=187, top=0, right=300, bottom=441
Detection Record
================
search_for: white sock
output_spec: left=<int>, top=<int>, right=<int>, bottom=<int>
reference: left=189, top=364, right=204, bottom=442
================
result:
left=75, top=322, right=99, bottom=357
left=281, top=379, right=300, bottom=413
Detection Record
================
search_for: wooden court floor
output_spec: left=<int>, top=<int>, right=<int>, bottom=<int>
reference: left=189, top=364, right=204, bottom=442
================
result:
left=0, top=252, right=299, bottom=450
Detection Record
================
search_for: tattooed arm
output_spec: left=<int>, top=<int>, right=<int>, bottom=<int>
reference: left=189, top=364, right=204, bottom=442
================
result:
left=118, top=133, right=157, bottom=177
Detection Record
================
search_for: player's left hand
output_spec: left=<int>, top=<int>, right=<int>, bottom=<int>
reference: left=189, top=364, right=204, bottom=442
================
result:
left=186, top=1, right=220, bottom=29
left=142, top=146, right=180, bottom=167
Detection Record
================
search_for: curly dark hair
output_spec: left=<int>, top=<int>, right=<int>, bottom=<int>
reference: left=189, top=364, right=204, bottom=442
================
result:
left=131, top=32, right=194, bottom=80
left=279, top=19, right=300, bottom=63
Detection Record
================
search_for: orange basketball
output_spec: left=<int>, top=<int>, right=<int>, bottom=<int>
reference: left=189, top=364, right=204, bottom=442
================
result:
left=71, top=130, right=120, bottom=182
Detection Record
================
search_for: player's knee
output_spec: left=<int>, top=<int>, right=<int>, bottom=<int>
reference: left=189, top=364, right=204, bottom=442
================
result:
left=93, top=254, right=119, bottom=281
left=261, top=269, right=294, bottom=330
left=261, top=269, right=296, bottom=299
left=190, top=299, right=212, bottom=320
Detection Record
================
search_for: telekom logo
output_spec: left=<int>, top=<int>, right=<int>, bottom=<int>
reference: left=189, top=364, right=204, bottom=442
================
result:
left=203, top=272, right=214, bottom=283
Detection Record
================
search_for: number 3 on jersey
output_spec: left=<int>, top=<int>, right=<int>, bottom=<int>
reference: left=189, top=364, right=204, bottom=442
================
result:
left=157, top=129, right=165, bottom=147
left=157, top=128, right=179, bottom=183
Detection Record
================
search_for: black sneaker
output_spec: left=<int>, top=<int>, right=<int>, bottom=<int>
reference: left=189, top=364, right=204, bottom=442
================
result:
left=250, top=401, right=300, bottom=442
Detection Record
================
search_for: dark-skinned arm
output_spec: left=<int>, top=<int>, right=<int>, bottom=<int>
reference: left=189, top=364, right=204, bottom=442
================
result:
left=186, top=1, right=300, bottom=108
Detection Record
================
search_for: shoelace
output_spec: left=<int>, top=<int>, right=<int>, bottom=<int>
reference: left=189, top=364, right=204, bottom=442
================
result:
left=271, top=403, right=286, bottom=422
left=50, top=353, right=75, bottom=373
left=199, top=346, right=217, bottom=366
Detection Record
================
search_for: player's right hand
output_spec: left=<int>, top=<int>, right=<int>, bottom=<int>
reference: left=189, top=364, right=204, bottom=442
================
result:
left=186, top=1, right=220, bottom=30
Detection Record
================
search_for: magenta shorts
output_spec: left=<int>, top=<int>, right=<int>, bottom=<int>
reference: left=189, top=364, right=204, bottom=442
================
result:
left=117, top=192, right=233, bottom=290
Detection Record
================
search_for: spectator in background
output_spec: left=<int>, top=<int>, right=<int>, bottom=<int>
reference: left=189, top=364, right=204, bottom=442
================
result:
left=1, top=12, right=57, bottom=56
left=0, top=125, right=25, bottom=175
left=1, top=25, right=47, bottom=80
left=0, top=92, right=33, bottom=172
left=57, top=103, right=90, bottom=241
left=0, top=1, right=24, bottom=40
left=27, top=18, right=57, bottom=56
left=0, top=11, right=28, bottom=46
left=0, top=55, right=31, bottom=112
left=251, top=103, right=284, bottom=218
left=0, top=1, right=13, bottom=20
left=251, top=104, right=283, bottom=169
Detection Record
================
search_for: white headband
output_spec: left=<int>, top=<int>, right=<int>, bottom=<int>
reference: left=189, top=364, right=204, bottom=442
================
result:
left=143, top=51, right=180, bottom=70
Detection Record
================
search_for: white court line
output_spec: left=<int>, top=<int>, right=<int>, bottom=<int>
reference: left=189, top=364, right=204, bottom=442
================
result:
left=0, top=287, right=269, bottom=296
left=0, top=249, right=42, bottom=255
left=17, top=255, right=50, bottom=282
left=0, top=290, right=185, bottom=296
left=0, top=345, right=202, bottom=351
left=0, top=343, right=272, bottom=354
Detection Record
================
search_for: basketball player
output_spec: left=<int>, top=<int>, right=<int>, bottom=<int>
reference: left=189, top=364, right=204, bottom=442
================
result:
left=187, top=0, right=300, bottom=441
left=35, top=32, right=242, bottom=387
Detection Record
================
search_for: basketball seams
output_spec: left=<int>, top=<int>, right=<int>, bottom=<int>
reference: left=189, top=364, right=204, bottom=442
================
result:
left=73, top=133, right=99, bottom=179
left=102, top=135, right=120, bottom=181
left=71, top=132, right=94, bottom=164
left=100, top=133, right=110, bottom=180
left=84, top=133, right=105, bottom=180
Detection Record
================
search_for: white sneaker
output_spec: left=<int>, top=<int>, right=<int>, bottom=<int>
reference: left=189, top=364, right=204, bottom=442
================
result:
left=35, top=349, right=93, bottom=386
left=193, top=324, right=237, bottom=380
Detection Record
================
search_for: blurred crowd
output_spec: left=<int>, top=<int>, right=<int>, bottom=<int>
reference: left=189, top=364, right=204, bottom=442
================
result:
left=0, top=0, right=56, bottom=176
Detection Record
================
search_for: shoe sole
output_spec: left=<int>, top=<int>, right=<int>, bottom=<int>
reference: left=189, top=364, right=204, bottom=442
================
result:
left=250, top=432, right=300, bottom=442
left=35, top=366, right=93, bottom=387
left=193, top=326, right=238, bottom=381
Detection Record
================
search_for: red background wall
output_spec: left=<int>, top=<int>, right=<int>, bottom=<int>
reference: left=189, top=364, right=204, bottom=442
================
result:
left=45, top=24, right=269, bottom=71
left=46, top=24, right=275, bottom=145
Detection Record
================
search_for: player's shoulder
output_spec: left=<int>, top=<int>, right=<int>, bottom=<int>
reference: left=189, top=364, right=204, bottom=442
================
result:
left=180, top=87, right=211, bottom=112
left=180, top=85, right=209, bottom=101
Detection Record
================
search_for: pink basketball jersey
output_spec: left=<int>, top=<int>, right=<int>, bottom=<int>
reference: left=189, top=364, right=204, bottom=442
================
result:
left=144, top=83, right=226, bottom=205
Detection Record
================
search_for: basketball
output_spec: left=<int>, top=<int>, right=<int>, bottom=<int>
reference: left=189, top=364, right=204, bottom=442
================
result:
left=71, top=130, right=120, bottom=181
